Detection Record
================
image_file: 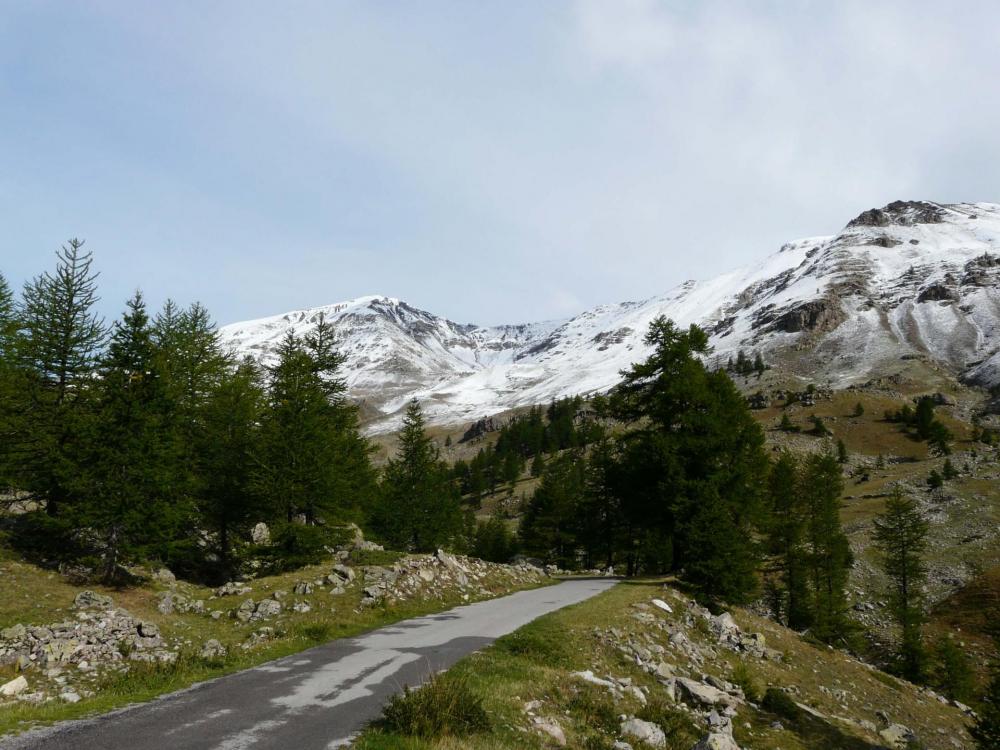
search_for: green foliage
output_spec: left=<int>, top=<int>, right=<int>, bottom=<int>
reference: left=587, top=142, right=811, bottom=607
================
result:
left=608, top=317, right=769, bottom=600
left=874, top=487, right=929, bottom=682
left=71, top=292, right=187, bottom=581
left=808, top=414, right=830, bottom=436
left=762, top=687, right=801, bottom=719
left=836, top=438, right=848, bottom=464
left=799, top=453, right=853, bottom=643
left=927, top=470, right=944, bottom=489
left=256, top=524, right=344, bottom=573
left=779, top=413, right=799, bottom=432
left=942, top=459, right=959, bottom=480
left=520, top=452, right=586, bottom=569
left=731, top=662, right=761, bottom=703
left=256, top=319, right=375, bottom=528
left=973, top=662, right=1000, bottom=749
left=379, top=673, right=490, bottom=739
left=472, top=516, right=518, bottom=563
left=931, top=636, right=974, bottom=703
left=15, top=240, right=106, bottom=518
left=853, top=402, right=865, bottom=417
left=370, top=400, right=462, bottom=552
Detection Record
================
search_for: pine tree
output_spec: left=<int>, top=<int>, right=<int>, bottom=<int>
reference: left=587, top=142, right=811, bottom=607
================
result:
left=371, top=400, right=460, bottom=551
left=779, top=413, right=797, bottom=432
left=520, top=451, right=585, bottom=568
left=928, top=469, right=944, bottom=489
left=612, top=318, right=769, bottom=601
left=72, top=292, right=181, bottom=581
left=931, top=636, right=974, bottom=703
left=17, top=240, right=105, bottom=517
left=801, top=452, right=852, bottom=643
left=942, top=458, right=958, bottom=480
left=837, top=438, right=849, bottom=464
left=874, top=487, right=929, bottom=682
left=0, top=273, right=23, bottom=488
left=256, top=325, right=373, bottom=528
left=766, top=452, right=812, bottom=629
left=974, top=660, right=1000, bottom=749
left=853, top=402, right=865, bottom=417
left=198, top=360, right=265, bottom=579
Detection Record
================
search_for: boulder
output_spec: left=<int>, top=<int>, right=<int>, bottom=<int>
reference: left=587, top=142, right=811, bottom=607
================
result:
left=73, top=591, right=113, bottom=611
left=252, top=600, right=282, bottom=620
left=235, top=599, right=256, bottom=622
left=620, top=717, right=666, bottom=748
left=215, top=582, right=252, bottom=597
left=251, top=522, right=271, bottom=545
left=331, top=564, right=355, bottom=583
left=199, top=639, right=227, bottom=659
left=879, top=723, right=916, bottom=749
left=532, top=716, right=566, bottom=746
left=1, top=624, right=26, bottom=641
left=674, top=677, right=739, bottom=708
left=152, top=568, right=176, bottom=585
left=138, top=621, right=159, bottom=639
left=693, top=732, right=741, bottom=750
left=0, top=675, right=28, bottom=697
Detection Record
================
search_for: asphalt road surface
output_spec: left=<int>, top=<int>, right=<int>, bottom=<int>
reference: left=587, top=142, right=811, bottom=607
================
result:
left=1, top=578, right=617, bottom=750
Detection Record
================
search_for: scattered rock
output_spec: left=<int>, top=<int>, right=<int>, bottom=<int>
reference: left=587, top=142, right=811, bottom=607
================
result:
left=532, top=716, right=566, bottom=746
left=73, top=591, right=113, bottom=611
left=0, top=676, right=28, bottom=697
left=621, top=717, right=666, bottom=748
left=199, top=639, right=227, bottom=659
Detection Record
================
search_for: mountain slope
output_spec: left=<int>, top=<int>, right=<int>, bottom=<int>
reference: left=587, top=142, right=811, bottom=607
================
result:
left=220, top=201, right=1000, bottom=430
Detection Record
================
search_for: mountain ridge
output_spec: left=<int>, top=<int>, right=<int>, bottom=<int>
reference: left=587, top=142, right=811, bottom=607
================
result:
left=220, top=200, right=1000, bottom=431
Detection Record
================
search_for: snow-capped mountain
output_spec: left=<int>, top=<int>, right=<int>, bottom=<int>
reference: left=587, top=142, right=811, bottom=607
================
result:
left=220, top=201, right=1000, bottom=430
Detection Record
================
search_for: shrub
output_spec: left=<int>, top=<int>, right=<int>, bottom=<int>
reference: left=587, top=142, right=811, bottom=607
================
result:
left=380, top=673, right=489, bottom=738
left=762, top=687, right=801, bottom=719
left=731, top=662, right=761, bottom=703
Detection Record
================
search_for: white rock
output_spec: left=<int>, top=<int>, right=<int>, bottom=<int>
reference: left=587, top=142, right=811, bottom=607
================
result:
left=651, top=598, right=673, bottom=613
left=693, top=732, right=741, bottom=750
left=620, top=717, right=666, bottom=748
left=532, top=716, right=566, bottom=746
left=0, top=676, right=28, bottom=697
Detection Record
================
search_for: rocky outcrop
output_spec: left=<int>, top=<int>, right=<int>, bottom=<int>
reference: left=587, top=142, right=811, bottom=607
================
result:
left=847, top=200, right=945, bottom=228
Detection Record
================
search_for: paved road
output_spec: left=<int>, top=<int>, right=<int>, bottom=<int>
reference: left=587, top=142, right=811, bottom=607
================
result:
left=2, top=578, right=617, bottom=750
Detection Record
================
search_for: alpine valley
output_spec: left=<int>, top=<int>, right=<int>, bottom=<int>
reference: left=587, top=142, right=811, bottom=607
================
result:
left=220, top=200, right=1000, bottom=431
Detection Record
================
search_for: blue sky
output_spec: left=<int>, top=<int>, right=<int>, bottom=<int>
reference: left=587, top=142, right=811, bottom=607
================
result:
left=2, top=1, right=999, bottom=326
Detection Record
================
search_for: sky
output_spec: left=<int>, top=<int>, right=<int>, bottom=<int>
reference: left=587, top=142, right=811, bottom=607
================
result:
left=1, top=1, right=999, bottom=327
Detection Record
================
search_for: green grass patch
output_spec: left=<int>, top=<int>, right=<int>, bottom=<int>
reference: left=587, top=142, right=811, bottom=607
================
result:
left=378, top=673, right=490, bottom=739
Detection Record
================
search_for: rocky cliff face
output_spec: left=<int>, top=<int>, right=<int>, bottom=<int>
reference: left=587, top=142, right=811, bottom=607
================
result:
left=220, top=201, right=1000, bottom=430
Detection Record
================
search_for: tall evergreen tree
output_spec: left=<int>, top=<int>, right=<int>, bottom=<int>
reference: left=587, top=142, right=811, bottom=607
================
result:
left=73, top=292, right=181, bottom=581
left=256, top=323, right=372, bottom=527
left=17, top=240, right=105, bottom=517
left=874, top=487, right=929, bottom=681
left=198, top=359, right=265, bottom=579
left=371, top=400, right=461, bottom=551
left=0, top=272, right=23, bottom=489
left=800, top=452, right=853, bottom=643
left=766, top=452, right=813, bottom=629
left=520, top=451, right=586, bottom=568
left=611, top=317, right=769, bottom=601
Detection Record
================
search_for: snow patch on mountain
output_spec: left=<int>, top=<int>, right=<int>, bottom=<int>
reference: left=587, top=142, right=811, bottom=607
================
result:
left=220, top=201, right=1000, bottom=431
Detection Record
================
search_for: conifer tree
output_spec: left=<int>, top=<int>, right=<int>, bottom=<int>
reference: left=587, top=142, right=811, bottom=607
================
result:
left=973, top=655, right=1000, bottom=749
left=612, top=317, right=769, bottom=600
left=800, top=452, right=852, bottom=643
left=17, top=240, right=105, bottom=517
left=73, top=292, right=180, bottom=581
left=256, top=323, right=373, bottom=527
left=766, top=452, right=812, bottom=629
left=0, top=273, right=22, bottom=488
left=520, top=451, right=585, bottom=568
left=371, top=400, right=461, bottom=551
left=837, top=438, right=849, bottom=464
left=874, top=487, right=929, bottom=682
left=198, top=360, right=265, bottom=579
